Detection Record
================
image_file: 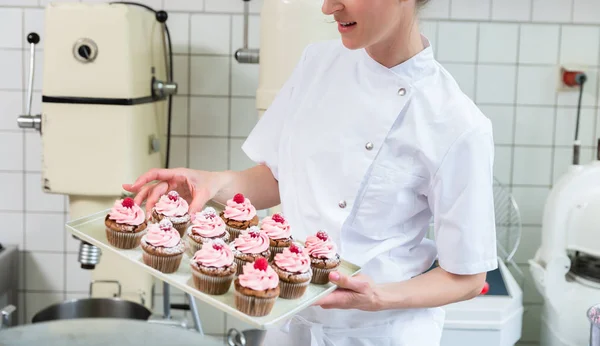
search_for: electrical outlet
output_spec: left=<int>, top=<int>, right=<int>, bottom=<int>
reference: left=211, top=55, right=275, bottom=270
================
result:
left=557, top=64, right=590, bottom=92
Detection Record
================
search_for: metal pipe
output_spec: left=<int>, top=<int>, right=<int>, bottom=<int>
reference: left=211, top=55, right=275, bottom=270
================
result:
left=234, top=0, right=259, bottom=64
left=187, top=293, right=204, bottom=335
left=26, top=42, right=35, bottom=116
left=163, top=282, right=170, bottom=319
left=243, top=0, right=249, bottom=49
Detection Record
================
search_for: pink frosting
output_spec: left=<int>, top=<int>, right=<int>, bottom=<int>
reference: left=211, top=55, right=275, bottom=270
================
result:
left=154, top=191, right=189, bottom=217
left=144, top=220, right=181, bottom=248
left=232, top=226, right=269, bottom=254
left=192, top=239, right=233, bottom=268
left=223, top=197, right=256, bottom=221
left=261, top=215, right=291, bottom=240
left=274, top=245, right=310, bottom=273
left=108, top=199, right=145, bottom=226
left=305, top=235, right=338, bottom=259
left=238, top=262, right=279, bottom=291
left=191, top=207, right=226, bottom=238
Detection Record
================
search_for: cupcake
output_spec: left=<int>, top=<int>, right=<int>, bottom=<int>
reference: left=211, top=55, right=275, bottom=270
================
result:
left=272, top=243, right=312, bottom=299
left=305, top=231, right=341, bottom=284
left=234, top=258, right=280, bottom=317
left=105, top=197, right=147, bottom=249
left=152, top=191, right=191, bottom=237
left=141, top=219, right=185, bottom=273
left=220, top=193, right=259, bottom=240
left=190, top=239, right=237, bottom=295
left=260, top=213, right=293, bottom=260
left=231, top=226, right=271, bottom=275
left=185, top=207, right=230, bottom=257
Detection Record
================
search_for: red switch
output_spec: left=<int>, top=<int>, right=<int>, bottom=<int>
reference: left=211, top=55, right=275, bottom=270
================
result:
left=480, top=282, right=490, bottom=295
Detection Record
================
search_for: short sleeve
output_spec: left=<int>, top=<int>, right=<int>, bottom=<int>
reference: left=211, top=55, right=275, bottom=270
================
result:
left=241, top=45, right=312, bottom=180
left=428, top=120, right=498, bottom=275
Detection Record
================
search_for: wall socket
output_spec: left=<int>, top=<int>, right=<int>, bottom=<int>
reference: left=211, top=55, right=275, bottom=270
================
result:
left=557, top=64, right=591, bottom=92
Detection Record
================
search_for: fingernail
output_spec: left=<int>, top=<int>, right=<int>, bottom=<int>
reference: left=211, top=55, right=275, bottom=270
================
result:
left=330, top=272, right=339, bottom=281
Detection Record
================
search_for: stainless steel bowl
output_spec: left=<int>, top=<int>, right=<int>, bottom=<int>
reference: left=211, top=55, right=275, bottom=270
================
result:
left=31, top=298, right=152, bottom=323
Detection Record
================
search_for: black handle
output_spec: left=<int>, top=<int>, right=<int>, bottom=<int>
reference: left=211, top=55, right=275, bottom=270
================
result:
left=27, top=32, right=40, bottom=44
left=169, top=303, right=190, bottom=311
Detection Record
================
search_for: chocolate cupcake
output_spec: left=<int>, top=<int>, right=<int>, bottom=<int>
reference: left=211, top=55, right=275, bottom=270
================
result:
left=234, top=258, right=280, bottom=317
left=231, top=226, right=271, bottom=275
left=105, top=197, right=147, bottom=249
left=272, top=243, right=312, bottom=299
left=219, top=193, right=259, bottom=240
left=152, top=191, right=191, bottom=237
left=185, top=207, right=230, bottom=257
left=190, top=239, right=237, bottom=295
left=305, top=231, right=340, bottom=284
left=260, top=213, right=293, bottom=260
left=141, top=219, right=185, bottom=273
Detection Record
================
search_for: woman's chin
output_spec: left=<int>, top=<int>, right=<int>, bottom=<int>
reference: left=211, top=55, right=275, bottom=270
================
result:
left=340, top=37, right=364, bottom=50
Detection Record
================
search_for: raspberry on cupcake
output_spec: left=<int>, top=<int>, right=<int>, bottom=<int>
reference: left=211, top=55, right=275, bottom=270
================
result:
left=190, top=239, right=237, bottom=295
left=272, top=243, right=312, bottom=299
left=220, top=193, right=259, bottom=240
left=231, top=226, right=271, bottom=275
left=152, top=191, right=191, bottom=237
left=185, top=207, right=230, bottom=257
left=105, top=197, right=147, bottom=249
left=141, top=219, right=185, bottom=273
left=305, top=231, right=340, bottom=284
left=234, top=257, right=280, bottom=317
left=260, top=213, right=293, bottom=260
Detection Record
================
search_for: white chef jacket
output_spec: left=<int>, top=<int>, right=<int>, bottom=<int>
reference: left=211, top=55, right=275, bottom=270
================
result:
left=242, top=35, right=497, bottom=346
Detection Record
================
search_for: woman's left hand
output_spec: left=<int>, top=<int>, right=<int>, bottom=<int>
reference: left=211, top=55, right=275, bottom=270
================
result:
left=313, top=272, right=381, bottom=311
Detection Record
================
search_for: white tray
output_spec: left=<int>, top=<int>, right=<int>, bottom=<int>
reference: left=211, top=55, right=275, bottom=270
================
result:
left=65, top=201, right=361, bottom=329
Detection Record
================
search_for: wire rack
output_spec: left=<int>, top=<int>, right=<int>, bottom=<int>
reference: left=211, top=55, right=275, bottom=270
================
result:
left=493, top=177, right=524, bottom=278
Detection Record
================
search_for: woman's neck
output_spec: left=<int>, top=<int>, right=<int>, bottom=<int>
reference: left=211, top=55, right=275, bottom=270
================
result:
left=365, top=21, right=424, bottom=69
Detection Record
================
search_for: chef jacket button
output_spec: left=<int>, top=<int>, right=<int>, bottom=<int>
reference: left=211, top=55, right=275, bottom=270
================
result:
left=398, top=88, right=406, bottom=96
left=365, top=142, right=374, bottom=150
left=338, top=200, right=347, bottom=208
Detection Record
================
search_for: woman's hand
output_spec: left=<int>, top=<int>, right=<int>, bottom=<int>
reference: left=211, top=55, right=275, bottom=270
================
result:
left=313, top=272, right=381, bottom=311
left=122, top=168, right=230, bottom=215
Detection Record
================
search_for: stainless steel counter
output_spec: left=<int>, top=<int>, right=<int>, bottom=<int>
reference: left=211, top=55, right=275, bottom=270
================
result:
left=0, top=318, right=226, bottom=346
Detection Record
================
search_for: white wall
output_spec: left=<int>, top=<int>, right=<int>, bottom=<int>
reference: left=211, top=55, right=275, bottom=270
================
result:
left=1, top=0, right=600, bottom=345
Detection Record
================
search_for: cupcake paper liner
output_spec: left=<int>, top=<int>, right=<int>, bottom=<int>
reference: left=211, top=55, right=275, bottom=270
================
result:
left=171, top=221, right=189, bottom=238
left=191, top=268, right=235, bottom=295
left=142, top=252, right=183, bottom=274
left=234, top=290, right=277, bottom=317
left=105, top=227, right=146, bottom=249
left=225, top=225, right=243, bottom=240
left=310, top=266, right=336, bottom=285
left=269, top=246, right=287, bottom=261
left=279, top=279, right=310, bottom=299
left=234, top=257, right=250, bottom=275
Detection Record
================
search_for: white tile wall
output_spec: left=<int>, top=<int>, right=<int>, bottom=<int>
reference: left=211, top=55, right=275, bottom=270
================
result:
left=1, top=1, right=599, bottom=344
left=450, top=0, right=491, bottom=20
left=478, top=23, right=519, bottom=64
left=514, top=107, right=555, bottom=145
left=572, top=0, right=600, bottom=24
left=559, top=26, right=600, bottom=66
left=437, top=22, right=478, bottom=63
left=519, top=25, right=560, bottom=65
left=476, top=65, right=517, bottom=104
left=491, top=0, right=532, bottom=22
left=532, top=0, right=573, bottom=23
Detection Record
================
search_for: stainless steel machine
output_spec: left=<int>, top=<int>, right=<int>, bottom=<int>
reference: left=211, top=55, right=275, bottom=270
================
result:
left=17, top=1, right=176, bottom=306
